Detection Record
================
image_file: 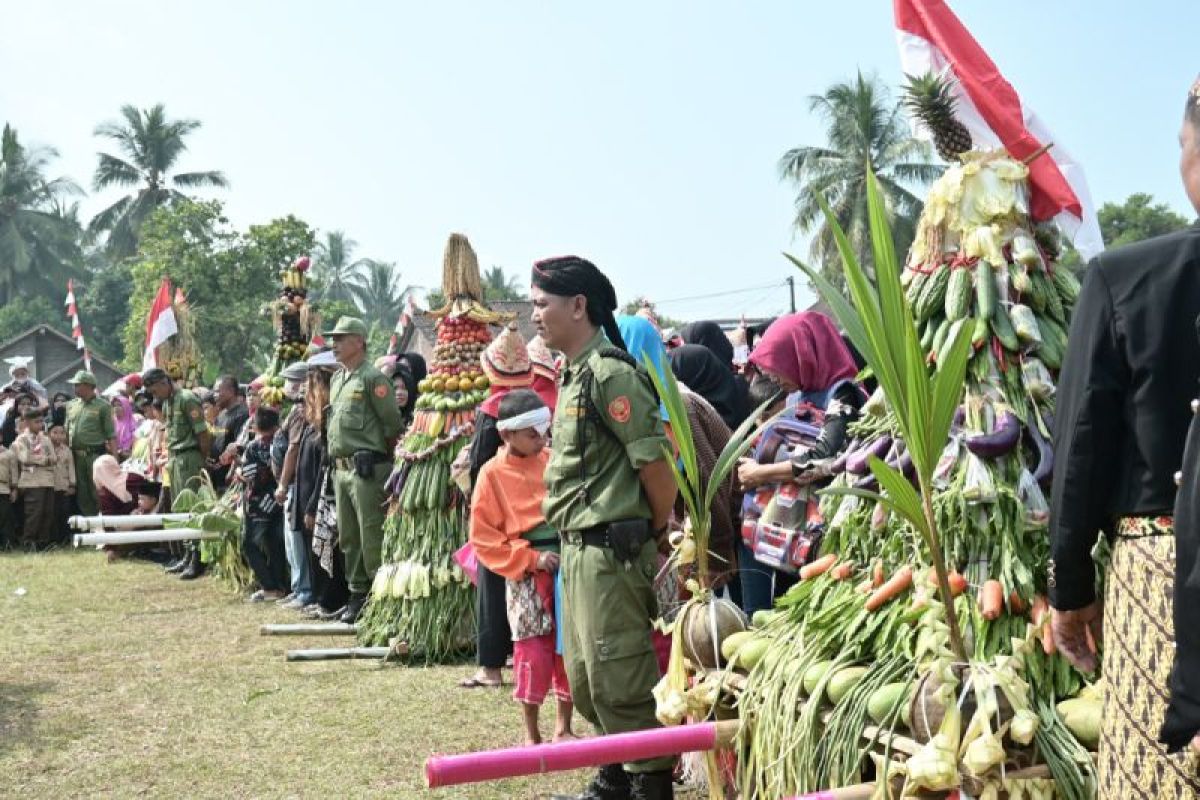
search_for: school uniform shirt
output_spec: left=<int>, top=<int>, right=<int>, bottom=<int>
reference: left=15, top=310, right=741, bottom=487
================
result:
left=12, top=432, right=56, bottom=489
left=52, top=444, right=75, bottom=493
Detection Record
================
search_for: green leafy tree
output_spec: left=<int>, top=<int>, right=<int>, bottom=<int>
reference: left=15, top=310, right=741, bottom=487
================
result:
left=620, top=296, right=685, bottom=331
left=423, top=288, right=446, bottom=311
left=481, top=265, right=526, bottom=302
left=1098, top=192, right=1190, bottom=247
left=122, top=200, right=315, bottom=376
left=78, top=256, right=133, bottom=362
left=89, top=104, right=228, bottom=258
left=0, top=124, right=85, bottom=305
left=780, top=72, right=942, bottom=294
left=0, top=295, right=70, bottom=343
left=313, top=230, right=368, bottom=305
left=351, top=259, right=416, bottom=329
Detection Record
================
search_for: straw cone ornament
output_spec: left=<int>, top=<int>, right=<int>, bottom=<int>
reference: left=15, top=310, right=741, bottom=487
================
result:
left=526, top=334, right=558, bottom=381
left=481, top=323, right=532, bottom=388
left=428, top=233, right=514, bottom=324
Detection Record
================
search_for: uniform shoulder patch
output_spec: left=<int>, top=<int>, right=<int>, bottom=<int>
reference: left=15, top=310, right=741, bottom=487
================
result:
left=374, top=383, right=389, bottom=399
left=607, top=395, right=631, bottom=423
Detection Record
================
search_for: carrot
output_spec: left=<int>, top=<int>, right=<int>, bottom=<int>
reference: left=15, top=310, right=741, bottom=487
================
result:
left=1030, top=594, right=1049, bottom=626
left=831, top=561, right=855, bottom=581
left=926, top=569, right=969, bottom=597
left=980, top=579, right=1004, bottom=620
left=872, top=561, right=885, bottom=588
left=1008, top=591, right=1027, bottom=615
left=800, top=554, right=838, bottom=581
left=1042, top=616, right=1057, bottom=655
left=865, top=566, right=913, bottom=612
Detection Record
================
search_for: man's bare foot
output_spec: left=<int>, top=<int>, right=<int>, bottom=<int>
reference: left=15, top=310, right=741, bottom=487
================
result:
left=524, top=734, right=543, bottom=746
left=552, top=731, right=581, bottom=743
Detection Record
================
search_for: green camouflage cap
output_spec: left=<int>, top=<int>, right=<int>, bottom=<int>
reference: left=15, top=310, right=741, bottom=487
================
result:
left=66, top=370, right=98, bottom=386
left=323, top=316, right=368, bottom=339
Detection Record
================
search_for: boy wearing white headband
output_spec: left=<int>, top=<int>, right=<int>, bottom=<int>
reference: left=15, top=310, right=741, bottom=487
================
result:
left=469, top=388, right=575, bottom=746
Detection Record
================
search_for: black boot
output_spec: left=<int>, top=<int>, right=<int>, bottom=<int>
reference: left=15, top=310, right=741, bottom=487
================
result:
left=554, top=763, right=630, bottom=800
left=337, top=593, right=367, bottom=624
left=627, top=770, right=673, bottom=800
left=178, top=549, right=205, bottom=580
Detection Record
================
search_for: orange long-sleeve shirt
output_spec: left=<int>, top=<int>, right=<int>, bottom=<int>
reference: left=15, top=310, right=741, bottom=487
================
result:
left=469, top=446, right=551, bottom=581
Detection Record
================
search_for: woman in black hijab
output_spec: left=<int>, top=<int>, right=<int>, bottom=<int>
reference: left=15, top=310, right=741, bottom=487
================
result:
left=680, top=321, right=750, bottom=428
left=669, top=345, right=746, bottom=430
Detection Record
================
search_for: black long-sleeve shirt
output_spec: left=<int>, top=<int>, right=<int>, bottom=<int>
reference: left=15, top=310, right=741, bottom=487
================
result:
left=1165, top=392, right=1200, bottom=751
left=1049, top=224, right=1200, bottom=611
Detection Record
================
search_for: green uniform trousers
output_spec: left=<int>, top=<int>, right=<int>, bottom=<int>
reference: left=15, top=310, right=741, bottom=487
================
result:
left=333, top=462, right=389, bottom=595
left=167, top=450, right=205, bottom=498
left=560, top=536, right=671, bottom=773
left=72, top=450, right=102, bottom=516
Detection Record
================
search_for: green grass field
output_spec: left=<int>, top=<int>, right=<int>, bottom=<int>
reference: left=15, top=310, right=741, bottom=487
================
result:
left=0, top=549, right=599, bottom=799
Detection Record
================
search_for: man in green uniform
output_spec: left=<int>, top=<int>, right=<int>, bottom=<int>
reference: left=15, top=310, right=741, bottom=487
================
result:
left=64, top=370, right=116, bottom=518
left=531, top=256, right=678, bottom=800
left=143, top=368, right=211, bottom=580
left=324, top=317, right=404, bottom=623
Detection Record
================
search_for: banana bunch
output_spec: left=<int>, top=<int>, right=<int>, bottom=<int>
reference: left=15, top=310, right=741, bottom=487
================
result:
left=279, top=269, right=307, bottom=290
left=259, top=377, right=286, bottom=407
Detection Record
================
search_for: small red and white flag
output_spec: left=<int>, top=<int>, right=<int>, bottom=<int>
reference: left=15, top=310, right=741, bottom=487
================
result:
left=388, top=293, right=419, bottom=355
left=894, top=0, right=1103, bottom=259
left=142, top=278, right=179, bottom=371
left=64, top=279, right=92, bottom=371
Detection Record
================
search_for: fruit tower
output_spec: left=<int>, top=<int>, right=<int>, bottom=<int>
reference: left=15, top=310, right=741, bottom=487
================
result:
left=355, top=233, right=513, bottom=663
left=260, top=255, right=319, bottom=406
left=717, top=74, right=1098, bottom=800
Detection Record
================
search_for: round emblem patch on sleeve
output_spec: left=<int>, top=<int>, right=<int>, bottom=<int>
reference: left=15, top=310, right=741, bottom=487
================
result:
left=374, top=384, right=389, bottom=399
left=607, top=396, right=631, bottom=423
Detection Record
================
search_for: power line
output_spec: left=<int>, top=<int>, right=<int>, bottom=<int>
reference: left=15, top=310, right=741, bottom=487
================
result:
left=652, top=280, right=788, bottom=307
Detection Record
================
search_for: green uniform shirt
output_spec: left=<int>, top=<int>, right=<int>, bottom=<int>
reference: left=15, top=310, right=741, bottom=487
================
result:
left=163, top=388, right=207, bottom=452
left=65, top=396, right=115, bottom=449
left=544, top=330, right=668, bottom=532
left=327, top=360, right=404, bottom=458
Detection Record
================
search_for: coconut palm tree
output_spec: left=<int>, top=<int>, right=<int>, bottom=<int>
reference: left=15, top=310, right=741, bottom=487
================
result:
left=780, top=72, right=943, bottom=293
left=88, top=104, right=227, bottom=258
left=481, top=265, right=525, bottom=302
left=351, top=259, right=416, bottom=329
left=0, top=124, right=84, bottom=305
left=313, top=230, right=370, bottom=306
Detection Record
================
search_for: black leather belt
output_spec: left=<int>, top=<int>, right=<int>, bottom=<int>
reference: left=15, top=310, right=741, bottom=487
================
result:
left=333, top=453, right=390, bottom=471
left=562, top=524, right=611, bottom=548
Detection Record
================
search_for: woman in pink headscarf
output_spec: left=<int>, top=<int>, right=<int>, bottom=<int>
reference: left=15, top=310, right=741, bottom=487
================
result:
left=110, top=395, right=137, bottom=460
left=737, top=312, right=865, bottom=490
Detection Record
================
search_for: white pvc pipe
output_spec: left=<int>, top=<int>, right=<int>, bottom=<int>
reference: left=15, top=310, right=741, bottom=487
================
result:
left=69, top=514, right=191, bottom=531
left=73, top=528, right=218, bottom=547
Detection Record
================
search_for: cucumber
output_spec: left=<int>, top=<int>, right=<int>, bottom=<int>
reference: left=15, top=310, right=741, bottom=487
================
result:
left=1027, top=270, right=1049, bottom=314
left=916, top=267, right=951, bottom=322
left=720, top=631, right=755, bottom=662
left=920, top=318, right=937, bottom=353
left=905, top=269, right=930, bottom=308
left=990, top=304, right=1021, bottom=351
left=1045, top=275, right=1067, bottom=324
left=938, top=318, right=966, bottom=363
left=930, top=317, right=952, bottom=356
left=1051, top=266, right=1082, bottom=305
left=827, top=666, right=869, bottom=705
left=751, top=609, right=778, bottom=628
left=974, top=260, right=996, bottom=321
left=945, top=266, right=973, bottom=321
left=802, top=659, right=834, bottom=696
left=971, top=316, right=989, bottom=349
left=737, top=638, right=770, bottom=671
left=867, top=682, right=910, bottom=724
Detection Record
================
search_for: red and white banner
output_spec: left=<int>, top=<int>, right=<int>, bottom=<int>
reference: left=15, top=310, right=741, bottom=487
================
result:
left=894, top=0, right=1103, bottom=259
left=64, top=279, right=92, bottom=372
left=388, top=293, right=419, bottom=355
left=142, top=278, right=179, bottom=371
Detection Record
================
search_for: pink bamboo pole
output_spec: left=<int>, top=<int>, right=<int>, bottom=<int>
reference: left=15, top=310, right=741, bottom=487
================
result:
left=425, top=720, right=739, bottom=788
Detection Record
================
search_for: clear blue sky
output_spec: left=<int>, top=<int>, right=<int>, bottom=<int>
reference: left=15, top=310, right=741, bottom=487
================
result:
left=2, top=1, right=1195, bottom=321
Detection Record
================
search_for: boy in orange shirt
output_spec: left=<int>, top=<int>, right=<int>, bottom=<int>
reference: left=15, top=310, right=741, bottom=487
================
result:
left=469, top=389, right=575, bottom=745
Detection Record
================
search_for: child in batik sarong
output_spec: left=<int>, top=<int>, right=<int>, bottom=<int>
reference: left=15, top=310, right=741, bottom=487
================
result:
left=469, top=389, right=575, bottom=745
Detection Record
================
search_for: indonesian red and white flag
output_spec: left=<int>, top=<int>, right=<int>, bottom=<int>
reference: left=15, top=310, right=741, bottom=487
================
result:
left=388, top=293, right=419, bottom=355
left=142, top=278, right=178, bottom=371
left=894, top=0, right=1103, bottom=259
left=64, top=279, right=92, bottom=371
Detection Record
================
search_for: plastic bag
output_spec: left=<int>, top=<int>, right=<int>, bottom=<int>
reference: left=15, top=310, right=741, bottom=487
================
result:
left=1018, top=468, right=1050, bottom=528
left=962, top=452, right=997, bottom=503
left=1009, top=304, right=1042, bottom=346
left=934, top=436, right=962, bottom=490
left=1010, top=230, right=1043, bottom=268
left=1021, top=357, right=1055, bottom=402
left=452, top=542, right=479, bottom=586
left=831, top=493, right=861, bottom=528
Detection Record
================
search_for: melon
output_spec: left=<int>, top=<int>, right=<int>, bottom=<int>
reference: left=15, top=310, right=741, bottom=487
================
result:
left=681, top=598, right=749, bottom=669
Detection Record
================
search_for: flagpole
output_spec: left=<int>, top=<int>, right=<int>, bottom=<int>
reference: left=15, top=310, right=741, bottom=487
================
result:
left=65, top=279, right=93, bottom=372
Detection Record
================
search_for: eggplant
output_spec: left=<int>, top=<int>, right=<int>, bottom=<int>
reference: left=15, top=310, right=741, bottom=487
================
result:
left=846, top=436, right=892, bottom=476
left=1027, top=414, right=1054, bottom=487
left=828, top=439, right=858, bottom=476
left=964, top=410, right=1021, bottom=458
left=854, top=473, right=878, bottom=491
